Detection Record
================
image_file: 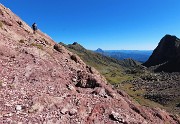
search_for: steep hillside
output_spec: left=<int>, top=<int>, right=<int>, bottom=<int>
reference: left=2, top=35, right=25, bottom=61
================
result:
left=143, top=34, right=180, bottom=72
left=0, top=4, right=179, bottom=124
left=61, top=42, right=143, bottom=84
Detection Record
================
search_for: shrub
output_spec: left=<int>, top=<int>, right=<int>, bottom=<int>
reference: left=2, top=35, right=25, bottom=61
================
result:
left=71, top=54, right=78, bottom=63
left=54, top=44, right=63, bottom=53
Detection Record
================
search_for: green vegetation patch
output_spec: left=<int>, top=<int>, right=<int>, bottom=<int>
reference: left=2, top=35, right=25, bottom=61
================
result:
left=31, top=43, right=43, bottom=50
left=102, top=69, right=133, bottom=84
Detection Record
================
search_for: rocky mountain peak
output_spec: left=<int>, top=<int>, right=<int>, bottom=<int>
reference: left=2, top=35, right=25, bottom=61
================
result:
left=143, top=34, right=180, bottom=72
left=96, top=48, right=104, bottom=52
left=0, top=4, right=179, bottom=123
left=163, top=34, right=177, bottom=40
left=159, top=35, right=180, bottom=53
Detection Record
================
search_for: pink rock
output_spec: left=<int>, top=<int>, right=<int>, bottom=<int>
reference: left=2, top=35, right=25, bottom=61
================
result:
left=69, top=108, right=77, bottom=116
left=61, top=108, right=68, bottom=115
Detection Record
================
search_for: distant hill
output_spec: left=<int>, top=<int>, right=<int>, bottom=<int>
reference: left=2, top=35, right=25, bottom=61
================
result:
left=95, top=48, right=104, bottom=54
left=95, top=49, right=153, bottom=63
left=60, top=42, right=143, bottom=84
left=143, top=34, right=180, bottom=72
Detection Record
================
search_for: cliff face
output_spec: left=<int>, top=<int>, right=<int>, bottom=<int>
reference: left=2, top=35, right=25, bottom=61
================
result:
left=0, top=4, right=179, bottom=124
left=143, top=35, right=180, bottom=72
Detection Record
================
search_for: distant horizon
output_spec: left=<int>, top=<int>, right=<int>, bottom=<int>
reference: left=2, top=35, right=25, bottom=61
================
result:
left=63, top=42, right=154, bottom=51
left=93, top=48, right=154, bottom=51
left=1, top=0, right=180, bottom=50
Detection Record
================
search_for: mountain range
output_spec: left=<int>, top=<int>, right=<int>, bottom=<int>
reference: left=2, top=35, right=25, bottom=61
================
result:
left=0, top=3, right=179, bottom=124
left=95, top=49, right=153, bottom=63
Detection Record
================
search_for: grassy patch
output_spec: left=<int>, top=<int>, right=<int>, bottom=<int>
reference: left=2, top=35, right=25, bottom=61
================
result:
left=31, top=43, right=43, bottom=50
left=106, top=71, right=133, bottom=84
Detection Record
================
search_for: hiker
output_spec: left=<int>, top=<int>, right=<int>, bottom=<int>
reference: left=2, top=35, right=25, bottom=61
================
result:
left=32, top=22, right=37, bottom=34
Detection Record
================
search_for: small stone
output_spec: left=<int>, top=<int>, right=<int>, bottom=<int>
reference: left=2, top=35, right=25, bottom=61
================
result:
left=99, top=88, right=108, bottom=98
left=109, top=111, right=125, bottom=123
left=4, top=113, right=13, bottom=117
left=65, top=59, right=68, bottom=62
left=72, top=78, right=77, bottom=82
left=1, top=82, right=7, bottom=87
left=61, top=108, right=68, bottom=115
left=67, top=84, right=76, bottom=91
left=69, top=108, right=77, bottom=116
left=16, top=105, right=22, bottom=111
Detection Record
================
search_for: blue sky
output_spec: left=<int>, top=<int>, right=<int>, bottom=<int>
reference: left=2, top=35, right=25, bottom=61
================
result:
left=1, top=0, right=180, bottom=50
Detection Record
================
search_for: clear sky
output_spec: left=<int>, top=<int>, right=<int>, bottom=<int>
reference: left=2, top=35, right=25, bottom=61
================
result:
left=1, top=0, right=180, bottom=50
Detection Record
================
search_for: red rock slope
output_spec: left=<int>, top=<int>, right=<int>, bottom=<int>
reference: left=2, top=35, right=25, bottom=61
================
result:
left=0, top=4, right=179, bottom=124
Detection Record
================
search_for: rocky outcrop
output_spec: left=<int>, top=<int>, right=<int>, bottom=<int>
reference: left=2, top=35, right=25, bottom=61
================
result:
left=0, top=4, right=179, bottom=124
left=143, top=34, right=180, bottom=72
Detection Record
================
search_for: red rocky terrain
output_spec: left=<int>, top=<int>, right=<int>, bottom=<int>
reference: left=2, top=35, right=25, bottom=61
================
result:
left=0, top=4, right=179, bottom=124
